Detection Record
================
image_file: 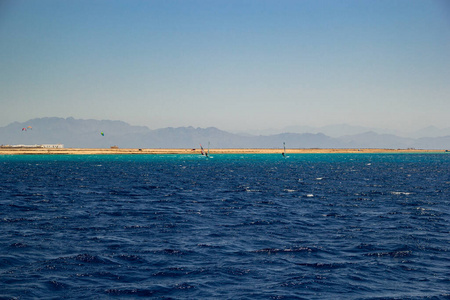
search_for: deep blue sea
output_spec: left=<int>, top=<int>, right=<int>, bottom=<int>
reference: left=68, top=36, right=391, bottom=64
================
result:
left=1, top=153, right=449, bottom=299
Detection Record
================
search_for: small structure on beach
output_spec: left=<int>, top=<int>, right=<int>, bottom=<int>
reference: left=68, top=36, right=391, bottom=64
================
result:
left=1, top=144, right=64, bottom=149
left=41, top=144, right=64, bottom=149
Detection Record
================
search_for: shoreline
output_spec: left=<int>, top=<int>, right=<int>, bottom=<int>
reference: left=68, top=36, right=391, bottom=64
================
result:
left=0, top=147, right=447, bottom=155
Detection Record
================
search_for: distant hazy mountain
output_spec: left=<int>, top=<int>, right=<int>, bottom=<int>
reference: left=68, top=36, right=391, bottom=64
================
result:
left=1, top=117, right=449, bottom=149
left=243, top=124, right=450, bottom=139
left=0, top=117, right=149, bottom=148
left=338, top=131, right=415, bottom=149
left=283, top=124, right=378, bottom=138
left=240, top=124, right=375, bottom=137
left=409, top=126, right=450, bottom=139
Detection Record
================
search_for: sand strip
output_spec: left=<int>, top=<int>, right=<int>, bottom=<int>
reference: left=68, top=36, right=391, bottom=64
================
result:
left=0, top=148, right=447, bottom=155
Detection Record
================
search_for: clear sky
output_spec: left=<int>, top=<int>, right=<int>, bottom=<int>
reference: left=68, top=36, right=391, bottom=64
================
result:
left=1, top=0, right=449, bottom=132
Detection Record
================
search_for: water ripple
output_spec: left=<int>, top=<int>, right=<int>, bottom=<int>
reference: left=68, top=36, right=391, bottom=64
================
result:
left=0, top=153, right=449, bottom=299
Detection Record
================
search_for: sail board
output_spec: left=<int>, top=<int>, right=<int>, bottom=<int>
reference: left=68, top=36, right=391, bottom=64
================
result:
left=282, top=142, right=286, bottom=158
left=200, top=142, right=210, bottom=158
left=200, top=144, right=206, bottom=156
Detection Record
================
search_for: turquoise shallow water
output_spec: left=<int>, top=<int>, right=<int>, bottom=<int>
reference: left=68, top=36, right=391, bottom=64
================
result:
left=1, top=153, right=449, bottom=299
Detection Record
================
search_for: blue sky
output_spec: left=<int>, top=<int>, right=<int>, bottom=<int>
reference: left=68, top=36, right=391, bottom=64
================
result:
left=1, top=0, right=449, bottom=132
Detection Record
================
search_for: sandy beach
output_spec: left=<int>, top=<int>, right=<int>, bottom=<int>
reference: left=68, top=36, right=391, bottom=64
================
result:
left=0, top=147, right=447, bottom=155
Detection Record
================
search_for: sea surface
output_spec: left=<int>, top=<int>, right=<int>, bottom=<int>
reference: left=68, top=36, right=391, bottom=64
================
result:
left=0, top=153, right=449, bottom=299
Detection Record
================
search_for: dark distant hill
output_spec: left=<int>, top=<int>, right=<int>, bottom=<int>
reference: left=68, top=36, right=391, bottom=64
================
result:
left=1, top=117, right=449, bottom=149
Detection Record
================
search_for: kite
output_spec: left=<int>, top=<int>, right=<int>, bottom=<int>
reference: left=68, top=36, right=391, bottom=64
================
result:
left=101, top=132, right=104, bottom=136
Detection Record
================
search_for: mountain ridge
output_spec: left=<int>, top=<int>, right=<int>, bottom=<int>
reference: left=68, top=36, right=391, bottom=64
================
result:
left=1, top=117, right=449, bottom=149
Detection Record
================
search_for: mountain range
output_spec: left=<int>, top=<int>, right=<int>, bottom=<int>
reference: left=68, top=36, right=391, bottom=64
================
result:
left=1, top=117, right=450, bottom=149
